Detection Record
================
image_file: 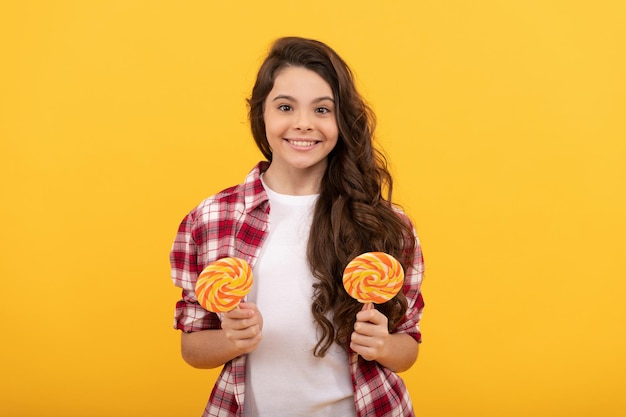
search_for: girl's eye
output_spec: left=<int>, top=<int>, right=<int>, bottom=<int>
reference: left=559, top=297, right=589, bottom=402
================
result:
left=278, top=104, right=292, bottom=112
left=315, top=107, right=331, bottom=114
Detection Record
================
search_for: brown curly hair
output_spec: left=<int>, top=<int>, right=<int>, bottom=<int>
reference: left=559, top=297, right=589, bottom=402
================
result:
left=248, top=37, right=416, bottom=356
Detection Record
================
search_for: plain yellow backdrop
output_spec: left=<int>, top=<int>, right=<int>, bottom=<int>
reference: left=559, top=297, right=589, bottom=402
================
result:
left=1, top=1, right=625, bottom=416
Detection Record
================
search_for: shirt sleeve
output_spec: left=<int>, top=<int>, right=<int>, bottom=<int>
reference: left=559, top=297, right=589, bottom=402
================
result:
left=170, top=210, right=221, bottom=332
left=173, top=289, right=222, bottom=333
left=392, top=219, right=425, bottom=343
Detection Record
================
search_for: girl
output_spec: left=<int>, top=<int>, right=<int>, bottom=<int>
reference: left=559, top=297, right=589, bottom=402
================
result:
left=171, top=36, right=425, bottom=417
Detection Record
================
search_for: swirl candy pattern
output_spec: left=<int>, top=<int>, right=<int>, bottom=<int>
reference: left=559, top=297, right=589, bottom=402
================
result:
left=342, top=252, right=404, bottom=304
left=195, top=257, right=253, bottom=312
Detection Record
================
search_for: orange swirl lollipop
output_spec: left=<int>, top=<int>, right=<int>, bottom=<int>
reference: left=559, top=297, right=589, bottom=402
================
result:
left=342, top=252, right=404, bottom=304
left=195, top=257, right=253, bottom=312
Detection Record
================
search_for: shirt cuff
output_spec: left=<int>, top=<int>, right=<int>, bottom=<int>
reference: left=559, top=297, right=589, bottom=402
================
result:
left=173, top=299, right=221, bottom=333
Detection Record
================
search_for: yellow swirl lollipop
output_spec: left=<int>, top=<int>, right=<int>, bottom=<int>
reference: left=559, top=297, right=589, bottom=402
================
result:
left=195, top=257, right=253, bottom=312
left=342, top=252, right=404, bottom=304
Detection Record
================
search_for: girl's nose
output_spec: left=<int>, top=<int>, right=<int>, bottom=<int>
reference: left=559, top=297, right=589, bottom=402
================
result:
left=294, top=112, right=313, bottom=131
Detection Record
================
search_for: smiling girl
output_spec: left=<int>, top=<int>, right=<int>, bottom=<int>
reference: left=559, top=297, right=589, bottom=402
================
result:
left=170, top=37, right=425, bottom=417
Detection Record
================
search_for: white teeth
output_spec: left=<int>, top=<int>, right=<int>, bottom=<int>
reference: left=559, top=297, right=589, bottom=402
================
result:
left=289, top=140, right=317, bottom=147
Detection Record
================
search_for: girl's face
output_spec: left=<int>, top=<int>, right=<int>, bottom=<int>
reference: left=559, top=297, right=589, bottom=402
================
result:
left=263, top=66, right=339, bottom=180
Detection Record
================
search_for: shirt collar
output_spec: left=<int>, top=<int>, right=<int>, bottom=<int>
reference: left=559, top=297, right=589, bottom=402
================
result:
left=243, top=161, right=270, bottom=213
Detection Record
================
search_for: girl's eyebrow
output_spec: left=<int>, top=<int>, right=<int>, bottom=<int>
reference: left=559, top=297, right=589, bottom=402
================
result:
left=271, top=94, right=335, bottom=103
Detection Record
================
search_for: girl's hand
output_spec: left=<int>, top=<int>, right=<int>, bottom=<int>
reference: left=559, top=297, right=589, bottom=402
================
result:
left=220, top=302, right=263, bottom=355
left=350, top=303, right=390, bottom=362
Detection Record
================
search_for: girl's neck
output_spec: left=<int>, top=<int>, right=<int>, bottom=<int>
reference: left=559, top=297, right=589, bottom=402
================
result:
left=262, top=163, right=324, bottom=196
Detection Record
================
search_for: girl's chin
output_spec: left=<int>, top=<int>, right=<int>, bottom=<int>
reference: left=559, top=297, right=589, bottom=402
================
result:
left=271, top=159, right=328, bottom=173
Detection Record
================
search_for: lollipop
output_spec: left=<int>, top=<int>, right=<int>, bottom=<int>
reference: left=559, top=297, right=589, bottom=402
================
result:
left=195, top=257, right=253, bottom=312
left=342, top=252, right=404, bottom=304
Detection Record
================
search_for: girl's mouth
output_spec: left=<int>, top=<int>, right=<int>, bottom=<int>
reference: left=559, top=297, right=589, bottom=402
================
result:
left=286, top=139, right=320, bottom=148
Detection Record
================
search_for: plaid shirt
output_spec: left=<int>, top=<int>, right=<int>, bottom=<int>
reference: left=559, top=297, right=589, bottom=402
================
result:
left=171, top=161, right=425, bottom=417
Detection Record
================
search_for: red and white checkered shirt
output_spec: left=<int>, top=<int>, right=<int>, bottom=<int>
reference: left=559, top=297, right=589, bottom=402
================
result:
left=171, top=161, right=425, bottom=417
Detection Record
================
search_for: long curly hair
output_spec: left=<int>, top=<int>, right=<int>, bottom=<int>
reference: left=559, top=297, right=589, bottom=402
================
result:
left=248, top=37, right=416, bottom=356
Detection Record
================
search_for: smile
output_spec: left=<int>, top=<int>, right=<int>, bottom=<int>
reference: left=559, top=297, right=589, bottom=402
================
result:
left=286, top=139, right=320, bottom=148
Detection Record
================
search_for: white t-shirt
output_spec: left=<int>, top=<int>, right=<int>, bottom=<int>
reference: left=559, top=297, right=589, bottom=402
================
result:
left=244, top=180, right=356, bottom=417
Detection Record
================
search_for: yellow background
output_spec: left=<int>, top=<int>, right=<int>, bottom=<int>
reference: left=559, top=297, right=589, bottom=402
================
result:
left=1, top=1, right=624, bottom=416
